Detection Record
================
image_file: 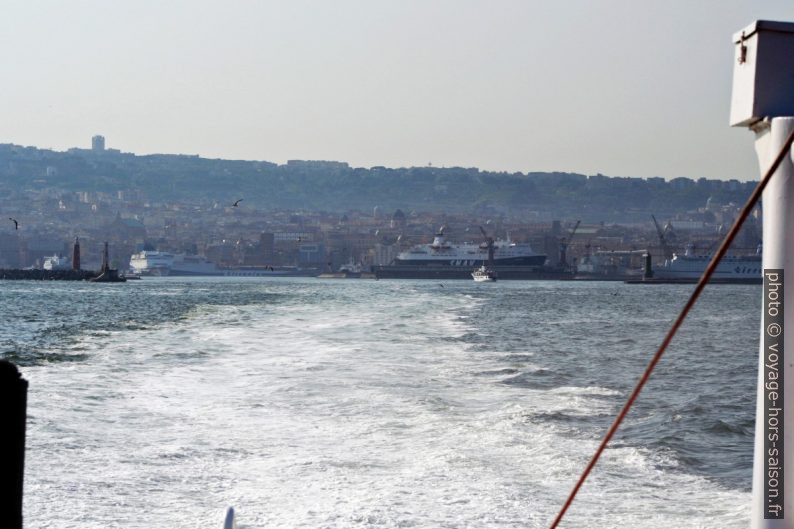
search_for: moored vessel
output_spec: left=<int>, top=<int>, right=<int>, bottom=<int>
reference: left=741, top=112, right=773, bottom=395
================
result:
left=651, top=243, right=761, bottom=283
left=374, top=229, right=562, bottom=280
left=130, top=251, right=320, bottom=277
left=130, top=252, right=222, bottom=276
left=392, top=229, right=546, bottom=268
left=471, top=265, right=497, bottom=282
left=129, top=251, right=175, bottom=276
left=42, top=255, right=71, bottom=271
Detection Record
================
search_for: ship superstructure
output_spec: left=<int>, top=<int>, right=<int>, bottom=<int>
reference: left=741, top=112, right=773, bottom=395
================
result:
left=130, top=251, right=222, bottom=276
left=374, top=229, right=561, bottom=279
left=42, top=255, right=71, bottom=271
left=393, top=231, right=546, bottom=267
left=129, top=251, right=319, bottom=277
left=129, top=251, right=176, bottom=276
left=653, top=243, right=761, bottom=281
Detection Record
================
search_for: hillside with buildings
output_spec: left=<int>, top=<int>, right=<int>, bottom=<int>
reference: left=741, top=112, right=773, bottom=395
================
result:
left=0, top=138, right=755, bottom=222
left=0, top=137, right=760, bottom=273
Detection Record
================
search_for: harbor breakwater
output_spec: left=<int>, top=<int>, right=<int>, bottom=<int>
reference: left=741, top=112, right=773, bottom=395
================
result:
left=0, top=269, right=99, bottom=281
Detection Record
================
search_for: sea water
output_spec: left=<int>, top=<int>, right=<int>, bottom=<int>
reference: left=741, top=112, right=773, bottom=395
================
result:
left=3, top=277, right=758, bottom=528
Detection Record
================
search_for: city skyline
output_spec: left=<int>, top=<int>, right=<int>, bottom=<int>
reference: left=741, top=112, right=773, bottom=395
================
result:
left=2, top=1, right=793, bottom=181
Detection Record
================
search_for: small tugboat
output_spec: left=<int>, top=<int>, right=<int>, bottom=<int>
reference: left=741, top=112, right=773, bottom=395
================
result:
left=471, top=265, right=498, bottom=282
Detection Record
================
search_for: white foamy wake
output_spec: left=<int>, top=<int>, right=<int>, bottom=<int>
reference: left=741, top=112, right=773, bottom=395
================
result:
left=23, top=285, right=750, bottom=528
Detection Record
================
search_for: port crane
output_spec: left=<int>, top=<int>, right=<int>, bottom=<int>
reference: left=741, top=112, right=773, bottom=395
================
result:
left=651, top=214, right=674, bottom=261
left=478, top=226, right=496, bottom=266
left=559, top=219, right=581, bottom=268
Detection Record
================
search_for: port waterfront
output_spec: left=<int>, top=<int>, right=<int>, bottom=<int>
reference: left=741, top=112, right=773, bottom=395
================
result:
left=0, top=140, right=763, bottom=280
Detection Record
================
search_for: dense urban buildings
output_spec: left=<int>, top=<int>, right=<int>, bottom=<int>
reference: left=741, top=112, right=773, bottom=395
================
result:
left=0, top=138, right=761, bottom=272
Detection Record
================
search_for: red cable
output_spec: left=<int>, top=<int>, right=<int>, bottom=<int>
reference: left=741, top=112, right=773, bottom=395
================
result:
left=548, top=125, right=794, bottom=529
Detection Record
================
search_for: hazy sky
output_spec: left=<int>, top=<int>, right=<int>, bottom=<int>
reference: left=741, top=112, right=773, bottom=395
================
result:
left=2, top=1, right=792, bottom=180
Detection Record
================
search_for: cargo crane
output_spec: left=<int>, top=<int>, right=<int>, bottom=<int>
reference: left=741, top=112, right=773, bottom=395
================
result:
left=479, top=226, right=496, bottom=266
left=473, top=226, right=500, bottom=281
left=559, top=220, right=581, bottom=268
left=651, top=215, right=674, bottom=261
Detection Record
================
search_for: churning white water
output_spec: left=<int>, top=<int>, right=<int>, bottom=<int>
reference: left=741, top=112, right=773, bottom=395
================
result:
left=11, top=278, right=756, bottom=528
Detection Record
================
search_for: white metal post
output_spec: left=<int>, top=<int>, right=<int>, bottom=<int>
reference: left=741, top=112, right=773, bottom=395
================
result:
left=752, top=117, right=794, bottom=528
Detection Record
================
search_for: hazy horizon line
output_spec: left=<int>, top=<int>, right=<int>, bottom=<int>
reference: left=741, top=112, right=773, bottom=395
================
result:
left=2, top=137, right=739, bottom=183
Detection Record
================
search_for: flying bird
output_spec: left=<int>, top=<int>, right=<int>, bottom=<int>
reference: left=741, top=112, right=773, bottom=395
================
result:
left=232, top=198, right=243, bottom=207
left=8, top=218, right=17, bottom=230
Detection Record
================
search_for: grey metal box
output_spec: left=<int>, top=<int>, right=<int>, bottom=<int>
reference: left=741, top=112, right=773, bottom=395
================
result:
left=731, top=20, right=794, bottom=127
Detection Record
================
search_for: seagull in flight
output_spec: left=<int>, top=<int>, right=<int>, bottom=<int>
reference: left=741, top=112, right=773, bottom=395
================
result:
left=232, top=198, right=243, bottom=207
left=8, top=218, right=17, bottom=230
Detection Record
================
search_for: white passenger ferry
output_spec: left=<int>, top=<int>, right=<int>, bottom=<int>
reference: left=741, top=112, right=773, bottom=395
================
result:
left=654, top=244, right=761, bottom=281
left=129, top=251, right=175, bottom=276
left=129, top=251, right=222, bottom=276
left=42, top=255, right=71, bottom=271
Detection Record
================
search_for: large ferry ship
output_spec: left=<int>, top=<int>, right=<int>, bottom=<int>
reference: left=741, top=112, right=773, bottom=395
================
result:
left=392, top=230, right=546, bottom=267
left=373, top=230, right=566, bottom=280
left=42, top=255, right=71, bottom=271
left=653, top=244, right=762, bottom=283
left=129, top=251, right=321, bottom=277
left=129, top=251, right=222, bottom=276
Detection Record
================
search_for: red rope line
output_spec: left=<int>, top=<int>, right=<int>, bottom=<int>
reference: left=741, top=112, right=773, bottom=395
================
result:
left=548, top=125, right=794, bottom=529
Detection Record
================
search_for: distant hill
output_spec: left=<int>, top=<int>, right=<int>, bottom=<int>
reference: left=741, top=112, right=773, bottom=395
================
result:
left=0, top=143, right=754, bottom=221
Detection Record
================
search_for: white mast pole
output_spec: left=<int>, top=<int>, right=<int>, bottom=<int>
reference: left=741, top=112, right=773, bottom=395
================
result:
left=730, top=20, right=794, bottom=529
left=751, top=117, right=794, bottom=528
